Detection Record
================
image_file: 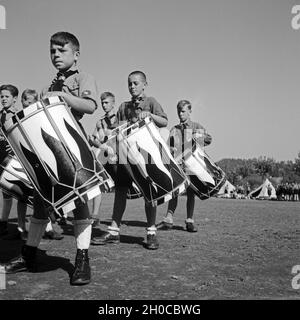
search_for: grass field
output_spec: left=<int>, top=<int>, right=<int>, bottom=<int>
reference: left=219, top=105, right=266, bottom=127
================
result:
left=0, top=194, right=299, bottom=300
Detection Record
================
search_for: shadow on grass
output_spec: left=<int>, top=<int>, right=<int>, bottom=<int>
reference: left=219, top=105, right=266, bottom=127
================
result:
left=37, top=249, right=74, bottom=277
left=0, top=246, right=74, bottom=278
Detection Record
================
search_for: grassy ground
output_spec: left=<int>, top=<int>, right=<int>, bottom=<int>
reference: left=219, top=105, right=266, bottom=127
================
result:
left=0, top=194, right=299, bottom=300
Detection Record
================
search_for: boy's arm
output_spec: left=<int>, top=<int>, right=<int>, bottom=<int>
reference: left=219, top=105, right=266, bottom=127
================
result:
left=194, top=124, right=212, bottom=146
left=139, top=112, right=168, bottom=127
left=138, top=97, right=168, bottom=128
left=43, top=91, right=96, bottom=114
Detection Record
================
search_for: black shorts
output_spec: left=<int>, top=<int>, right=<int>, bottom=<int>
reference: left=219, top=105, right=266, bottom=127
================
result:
left=104, top=163, right=133, bottom=188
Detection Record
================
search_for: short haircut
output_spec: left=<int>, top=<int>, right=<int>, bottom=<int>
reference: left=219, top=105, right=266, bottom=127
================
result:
left=128, top=71, right=147, bottom=82
left=0, top=84, right=19, bottom=97
left=177, top=100, right=192, bottom=111
left=50, top=31, right=80, bottom=52
left=100, top=92, right=115, bottom=102
left=21, top=89, right=38, bottom=102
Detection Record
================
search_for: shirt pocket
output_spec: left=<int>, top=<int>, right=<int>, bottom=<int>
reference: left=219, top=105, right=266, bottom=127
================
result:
left=64, top=81, right=80, bottom=96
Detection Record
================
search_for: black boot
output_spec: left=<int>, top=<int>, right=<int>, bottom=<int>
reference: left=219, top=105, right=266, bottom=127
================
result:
left=70, top=249, right=91, bottom=286
left=0, top=221, right=8, bottom=237
left=5, top=245, right=37, bottom=274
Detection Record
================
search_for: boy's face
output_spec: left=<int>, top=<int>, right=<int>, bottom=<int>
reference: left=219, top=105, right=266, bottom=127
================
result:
left=22, top=95, right=37, bottom=108
left=50, top=42, right=79, bottom=72
left=128, top=74, right=147, bottom=98
left=177, top=105, right=191, bottom=123
left=101, top=96, right=115, bottom=114
left=0, top=90, right=17, bottom=109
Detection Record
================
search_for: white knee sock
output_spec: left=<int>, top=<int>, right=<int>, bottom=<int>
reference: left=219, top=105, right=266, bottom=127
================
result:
left=73, top=219, right=92, bottom=250
left=146, top=226, right=157, bottom=235
left=107, top=226, right=120, bottom=236
left=26, top=217, right=49, bottom=247
left=45, top=220, right=53, bottom=232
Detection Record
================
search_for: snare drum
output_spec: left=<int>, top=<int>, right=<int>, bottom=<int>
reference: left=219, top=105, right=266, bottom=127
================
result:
left=116, top=117, right=189, bottom=206
left=0, top=154, right=34, bottom=206
left=1, top=96, right=114, bottom=216
left=179, top=140, right=226, bottom=200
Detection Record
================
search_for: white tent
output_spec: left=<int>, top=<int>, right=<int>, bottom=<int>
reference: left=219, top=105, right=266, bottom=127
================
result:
left=248, top=178, right=277, bottom=200
left=217, top=180, right=236, bottom=198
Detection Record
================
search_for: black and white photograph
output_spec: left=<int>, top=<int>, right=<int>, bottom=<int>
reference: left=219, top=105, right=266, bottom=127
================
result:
left=0, top=0, right=299, bottom=310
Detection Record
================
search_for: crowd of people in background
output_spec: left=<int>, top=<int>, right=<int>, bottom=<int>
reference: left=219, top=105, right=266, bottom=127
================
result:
left=276, top=182, right=300, bottom=201
left=220, top=182, right=300, bottom=201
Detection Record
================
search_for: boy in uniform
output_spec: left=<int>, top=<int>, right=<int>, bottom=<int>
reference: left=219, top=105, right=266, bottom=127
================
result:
left=157, top=100, right=212, bottom=232
left=92, top=71, right=168, bottom=249
left=0, top=85, right=28, bottom=241
left=88, top=91, right=117, bottom=237
left=4, top=32, right=99, bottom=286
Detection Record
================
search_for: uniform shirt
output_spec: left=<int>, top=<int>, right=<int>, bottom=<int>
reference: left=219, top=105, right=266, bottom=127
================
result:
left=0, top=104, right=17, bottom=124
left=93, top=109, right=118, bottom=144
left=0, top=105, right=17, bottom=161
left=117, top=95, right=167, bottom=124
left=41, top=65, right=99, bottom=122
left=168, top=119, right=212, bottom=157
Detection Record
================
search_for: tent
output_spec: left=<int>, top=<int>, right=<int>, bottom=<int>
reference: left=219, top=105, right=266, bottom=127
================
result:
left=217, top=180, right=236, bottom=198
left=248, top=178, right=277, bottom=200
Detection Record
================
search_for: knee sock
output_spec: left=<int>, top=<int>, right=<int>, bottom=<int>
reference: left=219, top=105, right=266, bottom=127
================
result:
left=73, top=219, right=92, bottom=250
left=107, top=225, right=120, bottom=236
left=26, top=217, right=49, bottom=247
left=146, top=226, right=157, bottom=235
left=45, top=220, right=53, bottom=232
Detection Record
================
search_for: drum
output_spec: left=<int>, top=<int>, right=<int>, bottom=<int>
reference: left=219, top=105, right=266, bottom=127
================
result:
left=1, top=96, right=114, bottom=216
left=0, top=154, right=34, bottom=206
left=115, top=117, right=189, bottom=206
left=178, top=140, right=226, bottom=200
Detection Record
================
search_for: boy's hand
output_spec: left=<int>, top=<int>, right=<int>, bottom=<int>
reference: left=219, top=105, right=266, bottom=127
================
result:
left=194, top=132, right=204, bottom=139
left=105, top=145, right=115, bottom=157
left=5, top=144, right=12, bottom=153
left=88, top=135, right=101, bottom=148
left=138, top=111, right=152, bottom=120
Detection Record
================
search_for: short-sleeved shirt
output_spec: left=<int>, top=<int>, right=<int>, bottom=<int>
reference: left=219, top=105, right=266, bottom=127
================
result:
left=93, top=110, right=118, bottom=144
left=117, top=95, right=168, bottom=125
left=168, top=119, right=212, bottom=157
left=41, top=66, right=99, bottom=122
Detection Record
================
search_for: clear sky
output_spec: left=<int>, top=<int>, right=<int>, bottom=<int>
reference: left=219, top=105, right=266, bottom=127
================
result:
left=0, top=0, right=299, bottom=162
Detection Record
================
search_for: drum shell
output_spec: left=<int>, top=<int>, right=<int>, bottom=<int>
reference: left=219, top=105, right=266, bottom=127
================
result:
left=117, top=118, right=189, bottom=206
left=2, top=96, right=113, bottom=215
left=180, top=143, right=226, bottom=200
left=0, top=154, right=34, bottom=205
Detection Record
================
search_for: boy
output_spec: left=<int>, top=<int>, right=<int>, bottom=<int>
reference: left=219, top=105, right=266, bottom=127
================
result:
left=0, top=84, right=28, bottom=241
left=92, top=71, right=168, bottom=249
left=157, top=100, right=212, bottom=232
left=88, top=91, right=117, bottom=235
left=4, top=32, right=99, bottom=286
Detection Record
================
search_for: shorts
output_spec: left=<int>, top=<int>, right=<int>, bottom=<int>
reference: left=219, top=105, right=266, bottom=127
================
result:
left=105, top=163, right=133, bottom=188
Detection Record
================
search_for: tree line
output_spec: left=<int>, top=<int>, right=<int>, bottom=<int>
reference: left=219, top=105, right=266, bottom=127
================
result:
left=216, top=153, right=300, bottom=190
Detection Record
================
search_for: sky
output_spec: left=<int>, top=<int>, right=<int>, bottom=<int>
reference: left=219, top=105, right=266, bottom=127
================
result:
left=0, top=0, right=299, bottom=162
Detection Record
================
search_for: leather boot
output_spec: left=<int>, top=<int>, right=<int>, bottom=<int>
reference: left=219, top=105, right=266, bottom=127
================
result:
left=5, top=245, right=37, bottom=273
left=70, top=249, right=91, bottom=286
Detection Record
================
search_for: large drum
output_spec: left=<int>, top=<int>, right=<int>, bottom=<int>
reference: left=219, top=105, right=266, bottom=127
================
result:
left=0, top=154, right=34, bottom=206
left=1, top=96, right=114, bottom=216
left=108, top=117, right=189, bottom=206
left=178, top=140, right=226, bottom=200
